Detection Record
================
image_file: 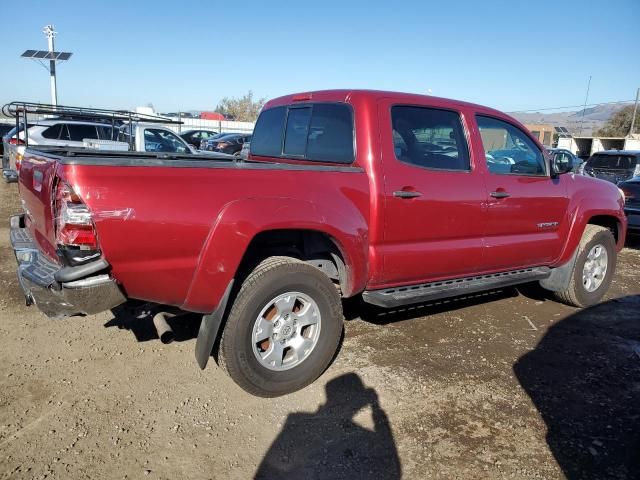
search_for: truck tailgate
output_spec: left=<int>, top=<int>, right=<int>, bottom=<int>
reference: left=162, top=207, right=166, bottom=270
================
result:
left=18, top=150, right=60, bottom=261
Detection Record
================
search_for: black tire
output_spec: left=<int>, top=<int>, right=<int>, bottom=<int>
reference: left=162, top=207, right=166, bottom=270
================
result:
left=553, top=225, right=617, bottom=308
left=218, top=256, right=343, bottom=397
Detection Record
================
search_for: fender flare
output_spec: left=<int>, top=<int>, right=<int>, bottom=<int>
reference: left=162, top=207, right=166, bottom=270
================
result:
left=182, top=196, right=369, bottom=313
left=553, top=193, right=626, bottom=267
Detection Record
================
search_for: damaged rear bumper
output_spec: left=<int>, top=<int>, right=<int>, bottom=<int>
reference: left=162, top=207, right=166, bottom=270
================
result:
left=10, top=215, right=126, bottom=318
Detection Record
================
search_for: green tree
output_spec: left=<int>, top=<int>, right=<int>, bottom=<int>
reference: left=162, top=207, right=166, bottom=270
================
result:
left=595, top=105, right=640, bottom=137
left=215, top=91, right=266, bottom=122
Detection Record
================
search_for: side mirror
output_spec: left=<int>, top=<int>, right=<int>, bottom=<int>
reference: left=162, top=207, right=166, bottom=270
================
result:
left=551, top=153, right=573, bottom=176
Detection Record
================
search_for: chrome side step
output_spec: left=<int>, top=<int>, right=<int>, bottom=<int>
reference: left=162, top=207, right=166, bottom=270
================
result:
left=362, top=267, right=551, bottom=308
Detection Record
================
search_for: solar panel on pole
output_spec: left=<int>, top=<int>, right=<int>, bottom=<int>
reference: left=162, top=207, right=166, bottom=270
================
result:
left=20, top=26, right=72, bottom=106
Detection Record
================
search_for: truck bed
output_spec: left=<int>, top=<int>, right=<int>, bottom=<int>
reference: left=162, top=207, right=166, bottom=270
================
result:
left=18, top=146, right=370, bottom=312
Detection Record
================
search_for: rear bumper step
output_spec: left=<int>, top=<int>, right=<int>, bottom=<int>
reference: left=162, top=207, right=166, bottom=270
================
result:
left=10, top=215, right=126, bottom=318
left=362, top=267, right=551, bottom=308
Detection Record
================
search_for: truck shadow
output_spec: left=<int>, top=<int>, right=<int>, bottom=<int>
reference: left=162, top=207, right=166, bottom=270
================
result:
left=104, top=302, right=201, bottom=343
left=255, top=372, right=401, bottom=480
left=514, top=295, right=640, bottom=479
left=105, top=288, right=522, bottom=343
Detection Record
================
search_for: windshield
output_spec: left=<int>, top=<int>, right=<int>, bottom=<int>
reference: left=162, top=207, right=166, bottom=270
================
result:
left=587, top=154, right=637, bottom=170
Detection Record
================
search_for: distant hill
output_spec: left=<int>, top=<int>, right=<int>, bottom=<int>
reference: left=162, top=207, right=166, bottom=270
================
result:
left=512, top=103, right=632, bottom=136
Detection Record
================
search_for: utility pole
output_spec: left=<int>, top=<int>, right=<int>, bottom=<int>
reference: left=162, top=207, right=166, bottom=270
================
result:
left=578, top=75, right=591, bottom=137
left=44, top=25, right=57, bottom=106
left=629, top=87, right=640, bottom=137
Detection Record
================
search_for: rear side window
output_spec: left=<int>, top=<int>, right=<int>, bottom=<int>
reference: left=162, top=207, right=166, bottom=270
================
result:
left=391, top=106, right=470, bottom=171
left=59, top=124, right=71, bottom=141
left=42, top=124, right=62, bottom=139
left=251, top=103, right=354, bottom=163
left=96, top=126, right=115, bottom=140
left=68, top=124, right=98, bottom=141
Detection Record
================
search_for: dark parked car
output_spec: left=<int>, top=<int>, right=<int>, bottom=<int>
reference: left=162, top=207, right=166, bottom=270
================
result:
left=547, top=148, right=583, bottom=174
left=583, top=150, right=640, bottom=184
left=179, top=129, right=219, bottom=149
left=198, top=132, right=235, bottom=150
left=619, top=177, right=640, bottom=233
left=204, top=133, right=252, bottom=157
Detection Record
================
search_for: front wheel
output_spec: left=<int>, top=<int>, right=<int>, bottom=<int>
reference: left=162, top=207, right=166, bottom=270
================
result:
left=218, top=256, right=343, bottom=397
left=552, top=225, right=617, bottom=308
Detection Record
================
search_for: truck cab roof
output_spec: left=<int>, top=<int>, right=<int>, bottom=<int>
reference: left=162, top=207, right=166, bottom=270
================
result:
left=264, top=89, right=508, bottom=118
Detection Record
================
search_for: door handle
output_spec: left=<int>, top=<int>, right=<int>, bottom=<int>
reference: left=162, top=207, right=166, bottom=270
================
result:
left=393, top=190, right=422, bottom=199
left=490, top=191, right=510, bottom=199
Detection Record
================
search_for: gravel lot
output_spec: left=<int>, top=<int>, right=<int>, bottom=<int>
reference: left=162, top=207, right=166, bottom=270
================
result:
left=1, top=180, right=639, bottom=480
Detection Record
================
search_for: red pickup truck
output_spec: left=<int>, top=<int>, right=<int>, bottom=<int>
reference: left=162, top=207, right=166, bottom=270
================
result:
left=11, top=90, right=627, bottom=396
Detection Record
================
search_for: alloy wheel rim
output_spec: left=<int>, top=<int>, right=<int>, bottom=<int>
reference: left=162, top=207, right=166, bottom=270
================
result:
left=582, top=244, right=608, bottom=293
left=251, top=292, right=322, bottom=371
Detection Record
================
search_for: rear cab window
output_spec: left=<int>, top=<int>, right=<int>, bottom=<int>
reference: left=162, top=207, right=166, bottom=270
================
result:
left=587, top=154, right=638, bottom=170
left=251, top=103, right=354, bottom=163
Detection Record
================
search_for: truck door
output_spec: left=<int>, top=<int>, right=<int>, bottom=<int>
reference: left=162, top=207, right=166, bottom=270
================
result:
left=377, top=100, right=487, bottom=286
left=473, top=115, right=570, bottom=270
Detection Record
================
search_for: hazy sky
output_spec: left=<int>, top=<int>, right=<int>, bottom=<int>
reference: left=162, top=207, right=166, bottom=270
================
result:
left=1, top=0, right=638, bottom=113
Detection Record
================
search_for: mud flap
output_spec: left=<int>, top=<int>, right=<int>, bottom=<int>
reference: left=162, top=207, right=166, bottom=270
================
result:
left=195, top=280, right=234, bottom=369
left=540, top=247, right=579, bottom=292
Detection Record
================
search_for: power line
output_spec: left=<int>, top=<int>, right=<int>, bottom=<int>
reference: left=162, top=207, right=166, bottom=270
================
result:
left=577, top=75, right=592, bottom=136
left=507, top=99, right=635, bottom=114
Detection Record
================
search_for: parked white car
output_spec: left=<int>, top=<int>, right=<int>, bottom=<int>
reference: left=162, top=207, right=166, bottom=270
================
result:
left=2, top=119, right=118, bottom=182
left=2, top=119, right=233, bottom=182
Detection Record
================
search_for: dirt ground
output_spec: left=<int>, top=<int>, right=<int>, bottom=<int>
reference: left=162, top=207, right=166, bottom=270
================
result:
left=1, top=180, right=639, bottom=480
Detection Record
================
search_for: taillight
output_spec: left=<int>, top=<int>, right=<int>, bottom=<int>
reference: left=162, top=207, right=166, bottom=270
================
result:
left=622, top=188, right=635, bottom=200
left=54, top=181, right=99, bottom=250
left=9, top=138, right=25, bottom=145
left=15, top=152, right=23, bottom=171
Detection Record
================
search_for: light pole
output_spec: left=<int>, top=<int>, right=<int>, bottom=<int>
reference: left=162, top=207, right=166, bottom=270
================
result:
left=21, top=25, right=73, bottom=106
left=44, top=25, right=57, bottom=106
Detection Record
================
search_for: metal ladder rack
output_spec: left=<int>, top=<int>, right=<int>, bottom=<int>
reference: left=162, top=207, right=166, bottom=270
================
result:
left=2, top=101, right=183, bottom=149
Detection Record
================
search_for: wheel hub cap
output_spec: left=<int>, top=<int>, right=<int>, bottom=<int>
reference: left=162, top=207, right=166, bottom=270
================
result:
left=582, top=244, right=608, bottom=293
left=252, top=292, right=322, bottom=371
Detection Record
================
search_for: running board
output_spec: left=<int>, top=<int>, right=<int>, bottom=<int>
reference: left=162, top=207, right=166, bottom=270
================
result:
left=362, top=267, right=551, bottom=308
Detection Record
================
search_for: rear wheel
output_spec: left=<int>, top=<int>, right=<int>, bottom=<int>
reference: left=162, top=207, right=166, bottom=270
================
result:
left=219, top=256, right=343, bottom=397
left=553, top=225, right=616, bottom=308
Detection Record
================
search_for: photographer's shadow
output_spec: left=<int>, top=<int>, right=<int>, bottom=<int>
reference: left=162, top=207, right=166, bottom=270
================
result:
left=255, top=373, right=401, bottom=480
